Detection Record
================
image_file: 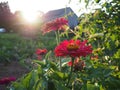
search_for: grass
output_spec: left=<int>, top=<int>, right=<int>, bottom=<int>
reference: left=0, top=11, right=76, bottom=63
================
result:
left=0, top=32, right=57, bottom=63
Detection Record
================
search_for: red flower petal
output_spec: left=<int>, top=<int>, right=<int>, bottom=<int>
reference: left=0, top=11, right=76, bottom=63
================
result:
left=36, top=49, right=47, bottom=55
left=54, top=40, right=92, bottom=57
left=68, top=61, right=72, bottom=66
left=42, top=17, right=68, bottom=34
left=0, top=77, right=16, bottom=85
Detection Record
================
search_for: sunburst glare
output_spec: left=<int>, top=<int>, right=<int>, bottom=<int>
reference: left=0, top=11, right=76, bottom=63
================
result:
left=22, top=12, right=38, bottom=22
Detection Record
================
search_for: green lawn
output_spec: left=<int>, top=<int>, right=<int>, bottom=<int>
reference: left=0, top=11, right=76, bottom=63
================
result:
left=0, top=32, right=57, bottom=63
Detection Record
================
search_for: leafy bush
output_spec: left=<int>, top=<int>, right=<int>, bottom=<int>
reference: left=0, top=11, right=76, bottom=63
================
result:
left=8, top=14, right=120, bottom=90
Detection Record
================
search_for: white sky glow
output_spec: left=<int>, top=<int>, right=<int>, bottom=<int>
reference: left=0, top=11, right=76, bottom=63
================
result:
left=0, top=0, right=86, bottom=16
left=0, top=0, right=100, bottom=22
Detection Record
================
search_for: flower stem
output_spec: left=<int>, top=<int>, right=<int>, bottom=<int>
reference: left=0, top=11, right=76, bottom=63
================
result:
left=55, top=31, right=59, bottom=45
left=55, top=31, right=60, bottom=45
left=59, top=57, right=62, bottom=71
left=66, top=57, right=74, bottom=87
left=55, top=31, right=62, bottom=71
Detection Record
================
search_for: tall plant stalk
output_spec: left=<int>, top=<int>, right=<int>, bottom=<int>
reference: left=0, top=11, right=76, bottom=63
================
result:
left=66, top=57, right=74, bottom=87
left=55, top=31, right=62, bottom=71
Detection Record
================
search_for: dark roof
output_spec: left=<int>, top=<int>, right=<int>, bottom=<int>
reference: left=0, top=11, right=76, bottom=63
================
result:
left=42, top=7, right=78, bottom=29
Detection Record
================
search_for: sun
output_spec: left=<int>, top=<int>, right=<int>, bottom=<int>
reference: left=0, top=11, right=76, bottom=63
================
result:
left=22, top=12, right=38, bottom=23
left=9, top=0, right=71, bottom=23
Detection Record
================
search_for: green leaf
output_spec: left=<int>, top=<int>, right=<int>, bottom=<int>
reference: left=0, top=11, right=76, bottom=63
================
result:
left=95, top=0, right=100, bottom=3
left=103, top=69, right=113, bottom=77
left=11, top=82, right=26, bottom=90
left=29, top=70, right=39, bottom=90
left=55, top=71, right=68, bottom=80
left=53, top=80, right=69, bottom=90
left=17, top=70, right=39, bottom=89
left=33, top=60, right=45, bottom=67
left=81, top=84, right=100, bottom=90
left=21, top=72, right=32, bottom=88
left=45, top=51, right=52, bottom=60
left=114, top=49, right=120, bottom=58
left=110, top=34, right=116, bottom=41
left=34, top=78, right=48, bottom=90
left=48, top=61, right=58, bottom=70
left=61, top=58, right=71, bottom=66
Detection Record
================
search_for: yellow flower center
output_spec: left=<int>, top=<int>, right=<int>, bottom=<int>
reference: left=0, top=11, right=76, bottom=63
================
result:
left=67, top=43, right=79, bottom=51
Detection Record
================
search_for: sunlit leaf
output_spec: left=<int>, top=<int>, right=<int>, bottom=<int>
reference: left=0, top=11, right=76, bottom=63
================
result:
left=81, top=84, right=100, bottom=90
left=95, top=0, right=100, bottom=3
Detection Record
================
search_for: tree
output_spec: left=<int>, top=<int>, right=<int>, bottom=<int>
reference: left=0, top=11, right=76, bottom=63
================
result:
left=0, top=2, right=14, bottom=32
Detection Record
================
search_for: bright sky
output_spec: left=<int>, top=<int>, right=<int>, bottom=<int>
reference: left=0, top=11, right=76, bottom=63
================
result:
left=0, top=0, right=87, bottom=16
left=0, top=0, right=100, bottom=22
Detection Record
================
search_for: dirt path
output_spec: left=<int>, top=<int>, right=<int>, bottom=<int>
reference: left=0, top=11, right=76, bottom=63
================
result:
left=0, top=61, right=29, bottom=90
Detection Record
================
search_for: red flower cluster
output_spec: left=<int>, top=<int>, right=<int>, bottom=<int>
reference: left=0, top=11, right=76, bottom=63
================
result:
left=42, top=17, right=68, bottom=34
left=0, top=77, right=16, bottom=85
left=54, top=40, right=92, bottom=57
left=68, top=58, right=85, bottom=71
left=36, top=49, right=47, bottom=55
left=36, top=48, right=47, bottom=60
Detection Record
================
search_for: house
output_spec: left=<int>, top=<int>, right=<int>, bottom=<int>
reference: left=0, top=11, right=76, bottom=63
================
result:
left=42, top=7, right=79, bottom=29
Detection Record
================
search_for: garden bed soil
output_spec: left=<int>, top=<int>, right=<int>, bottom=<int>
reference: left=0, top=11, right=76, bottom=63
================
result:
left=0, top=61, right=29, bottom=90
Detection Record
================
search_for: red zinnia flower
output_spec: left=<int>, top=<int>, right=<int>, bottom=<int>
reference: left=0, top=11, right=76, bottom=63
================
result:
left=36, top=49, right=47, bottom=55
left=0, top=77, right=16, bottom=85
left=42, top=17, right=68, bottom=34
left=36, top=48, right=47, bottom=60
left=54, top=40, right=92, bottom=57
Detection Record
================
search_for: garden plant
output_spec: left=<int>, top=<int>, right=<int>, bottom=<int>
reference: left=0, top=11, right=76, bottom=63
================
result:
left=0, top=0, right=120, bottom=90
left=9, top=14, right=120, bottom=90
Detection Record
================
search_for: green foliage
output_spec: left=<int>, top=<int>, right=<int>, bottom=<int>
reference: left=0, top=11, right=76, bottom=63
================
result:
left=0, top=33, right=21, bottom=63
left=10, top=59, right=70, bottom=90
left=72, top=0, right=120, bottom=89
left=0, top=32, right=58, bottom=65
